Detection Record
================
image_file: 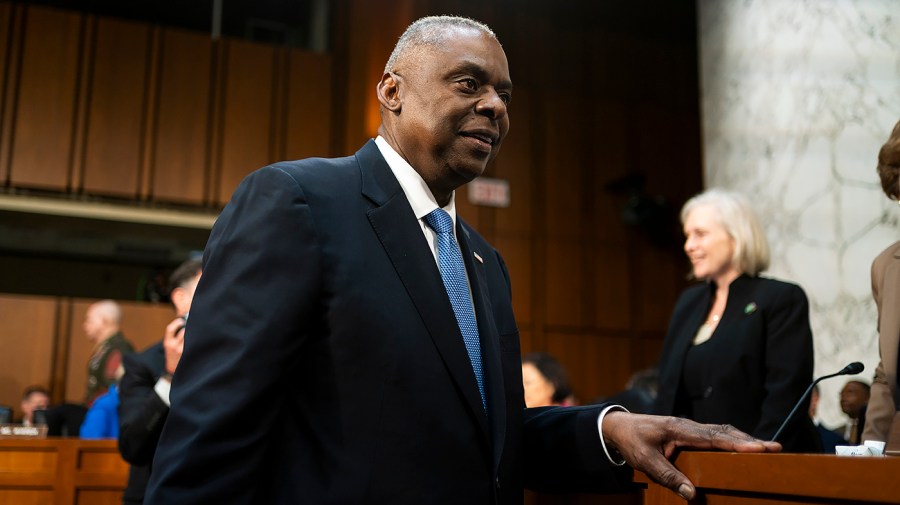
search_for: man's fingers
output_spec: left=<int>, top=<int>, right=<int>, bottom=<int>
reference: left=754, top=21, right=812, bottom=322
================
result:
left=165, top=318, right=186, bottom=340
left=733, top=439, right=782, bottom=452
left=640, top=453, right=695, bottom=501
left=704, top=424, right=782, bottom=452
left=666, top=420, right=780, bottom=453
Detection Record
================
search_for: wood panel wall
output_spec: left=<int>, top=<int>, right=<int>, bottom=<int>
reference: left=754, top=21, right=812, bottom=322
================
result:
left=5, top=5, right=82, bottom=190
left=0, top=294, right=56, bottom=411
left=149, top=29, right=213, bottom=203
left=0, top=0, right=702, bottom=410
left=0, top=3, right=334, bottom=206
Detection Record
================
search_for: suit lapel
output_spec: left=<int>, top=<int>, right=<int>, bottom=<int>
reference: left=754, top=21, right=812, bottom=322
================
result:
left=458, top=223, right=507, bottom=469
left=358, top=142, right=491, bottom=439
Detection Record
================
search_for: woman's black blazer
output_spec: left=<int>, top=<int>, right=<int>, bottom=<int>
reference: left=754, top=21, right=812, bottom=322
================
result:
left=654, top=275, right=820, bottom=452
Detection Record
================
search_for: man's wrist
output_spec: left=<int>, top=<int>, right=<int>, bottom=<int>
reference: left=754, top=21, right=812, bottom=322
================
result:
left=597, top=405, right=629, bottom=466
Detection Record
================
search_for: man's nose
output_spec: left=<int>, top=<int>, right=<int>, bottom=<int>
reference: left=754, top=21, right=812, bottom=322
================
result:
left=475, top=90, right=507, bottom=119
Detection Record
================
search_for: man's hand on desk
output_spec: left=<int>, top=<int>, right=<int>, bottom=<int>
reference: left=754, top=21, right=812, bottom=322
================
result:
left=602, top=412, right=782, bottom=500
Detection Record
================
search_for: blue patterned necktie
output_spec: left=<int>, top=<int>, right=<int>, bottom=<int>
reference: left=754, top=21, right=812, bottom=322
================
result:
left=423, top=208, right=486, bottom=411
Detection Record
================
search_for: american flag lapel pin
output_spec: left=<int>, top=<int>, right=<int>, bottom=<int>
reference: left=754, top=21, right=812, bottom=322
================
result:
left=473, top=252, right=484, bottom=264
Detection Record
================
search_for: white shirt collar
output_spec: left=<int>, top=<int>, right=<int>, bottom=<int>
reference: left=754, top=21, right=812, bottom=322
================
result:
left=374, top=136, right=457, bottom=227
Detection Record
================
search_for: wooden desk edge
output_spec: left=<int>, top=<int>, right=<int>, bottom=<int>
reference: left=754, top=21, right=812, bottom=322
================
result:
left=634, top=451, right=900, bottom=504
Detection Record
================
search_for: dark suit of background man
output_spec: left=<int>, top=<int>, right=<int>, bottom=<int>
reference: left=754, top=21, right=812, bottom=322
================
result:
left=145, top=16, right=779, bottom=505
left=118, top=258, right=201, bottom=505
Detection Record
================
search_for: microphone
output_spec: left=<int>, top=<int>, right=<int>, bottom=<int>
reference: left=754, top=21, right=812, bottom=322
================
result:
left=836, top=362, right=864, bottom=375
left=770, top=362, right=865, bottom=442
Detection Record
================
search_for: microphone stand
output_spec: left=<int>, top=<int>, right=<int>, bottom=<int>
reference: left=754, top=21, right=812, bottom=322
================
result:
left=770, top=364, right=862, bottom=443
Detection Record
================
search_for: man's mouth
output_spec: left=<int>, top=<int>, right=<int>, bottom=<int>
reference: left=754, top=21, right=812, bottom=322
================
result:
left=461, top=130, right=498, bottom=148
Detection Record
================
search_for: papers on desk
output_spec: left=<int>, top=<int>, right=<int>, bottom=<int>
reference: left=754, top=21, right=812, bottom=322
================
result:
left=835, top=440, right=886, bottom=456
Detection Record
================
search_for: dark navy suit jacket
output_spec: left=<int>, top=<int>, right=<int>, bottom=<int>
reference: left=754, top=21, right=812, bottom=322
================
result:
left=118, top=342, right=168, bottom=504
left=145, top=141, right=632, bottom=504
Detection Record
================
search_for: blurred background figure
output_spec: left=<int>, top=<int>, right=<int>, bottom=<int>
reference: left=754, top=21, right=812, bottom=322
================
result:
left=521, top=352, right=576, bottom=407
left=82, top=299, right=134, bottom=406
left=79, top=384, right=119, bottom=439
left=654, top=188, right=819, bottom=452
left=834, top=380, right=869, bottom=445
left=862, top=119, right=900, bottom=444
left=809, top=384, right=845, bottom=453
left=596, top=368, right=659, bottom=414
left=118, top=257, right=201, bottom=505
left=19, top=385, right=49, bottom=426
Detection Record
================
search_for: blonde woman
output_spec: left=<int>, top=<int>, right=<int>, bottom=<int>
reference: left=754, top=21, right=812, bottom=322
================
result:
left=654, top=189, right=819, bottom=452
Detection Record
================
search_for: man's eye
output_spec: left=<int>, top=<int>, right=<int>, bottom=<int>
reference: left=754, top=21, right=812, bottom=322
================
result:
left=499, top=93, right=512, bottom=105
left=460, top=78, right=478, bottom=90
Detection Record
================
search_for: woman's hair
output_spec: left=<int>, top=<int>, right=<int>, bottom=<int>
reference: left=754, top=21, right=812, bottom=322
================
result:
left=877, top=119, right=900, bottom=200
left=680, top=188, right=770, bottom=276
left=522, top=352, right=572, bottom=404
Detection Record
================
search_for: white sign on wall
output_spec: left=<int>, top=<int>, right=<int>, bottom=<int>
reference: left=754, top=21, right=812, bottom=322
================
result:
left=467, top=177, right=510, bottom=208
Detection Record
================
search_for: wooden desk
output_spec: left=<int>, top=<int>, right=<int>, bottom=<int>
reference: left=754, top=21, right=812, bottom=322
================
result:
left=636, top=452, right=900, bottom=505
left=6, top=440, right=898, bottom=505
left=0, top=438, right=127, bottom=505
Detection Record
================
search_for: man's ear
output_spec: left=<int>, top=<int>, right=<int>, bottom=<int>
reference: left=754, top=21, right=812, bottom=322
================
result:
left=376, top=72, right=401, bottom=112
left=170, top=286, right=186, bottom=312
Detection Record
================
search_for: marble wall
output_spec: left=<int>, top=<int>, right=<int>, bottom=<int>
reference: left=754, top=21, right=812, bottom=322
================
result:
left=698, top=0, right=900, bottom=429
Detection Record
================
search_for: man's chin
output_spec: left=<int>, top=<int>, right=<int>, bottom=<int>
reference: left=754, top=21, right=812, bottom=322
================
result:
left=451, top=165, right=487, bottom=186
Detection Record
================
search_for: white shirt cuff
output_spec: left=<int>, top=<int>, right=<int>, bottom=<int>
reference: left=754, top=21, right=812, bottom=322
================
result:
left=597, top=404, right=629, bottom=466
left=154, top=377, right=172, bottom=407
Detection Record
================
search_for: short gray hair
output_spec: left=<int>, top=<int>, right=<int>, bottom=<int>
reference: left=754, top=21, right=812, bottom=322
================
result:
left=680, top=188, right=770, bottom=276
left=384, top=15, right=496, bottom=73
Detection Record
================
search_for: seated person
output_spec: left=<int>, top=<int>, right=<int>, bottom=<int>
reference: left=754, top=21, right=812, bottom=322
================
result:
left=833, top=380, right=869, bottom=445
left=521, top=352, right=576, bottom=407
left=19, top=385, right=50, bottom=426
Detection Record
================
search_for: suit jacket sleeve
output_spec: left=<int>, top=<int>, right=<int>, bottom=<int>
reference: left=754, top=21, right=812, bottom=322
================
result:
left=523, top=405, right=634, bottom=494
left=118, top=350, right=169, bottom=465
left=753, top=283, right=814, bottom=439
left=145, top=166, right=321, bottom=504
